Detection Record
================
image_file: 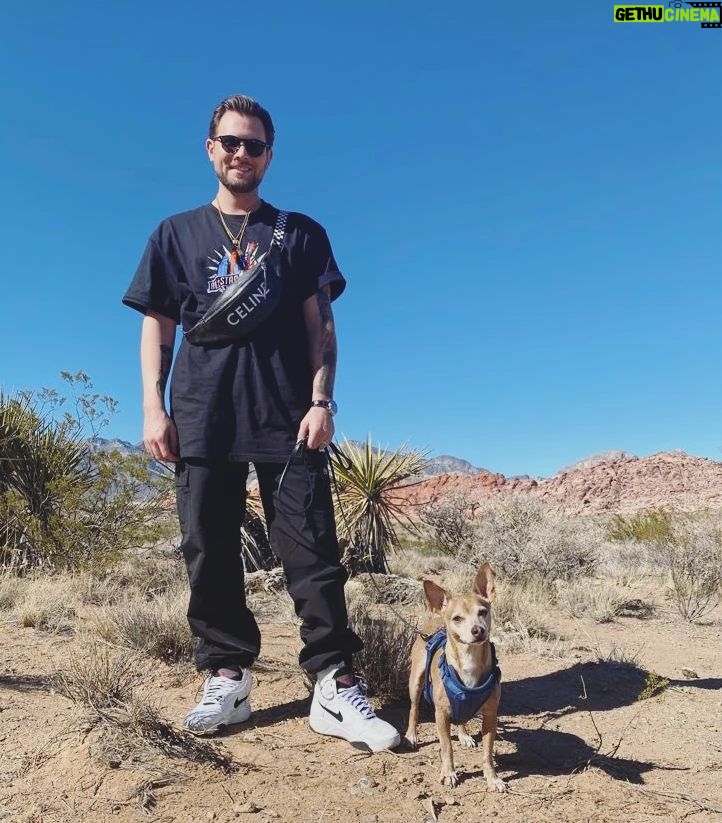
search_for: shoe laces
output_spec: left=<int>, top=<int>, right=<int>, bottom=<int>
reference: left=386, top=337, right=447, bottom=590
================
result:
left=202, top=676, right=239, bottom=705
left=338, top=680, right=376, bottom=720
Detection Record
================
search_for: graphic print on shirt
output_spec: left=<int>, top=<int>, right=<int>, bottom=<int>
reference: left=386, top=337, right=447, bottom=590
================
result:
left=206, top=241, right=262, bottom=294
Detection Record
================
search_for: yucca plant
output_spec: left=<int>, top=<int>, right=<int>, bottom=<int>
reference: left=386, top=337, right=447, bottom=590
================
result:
left=0, top=392, right=91, bottom=571
left=330, top=438, right=427, bottom=575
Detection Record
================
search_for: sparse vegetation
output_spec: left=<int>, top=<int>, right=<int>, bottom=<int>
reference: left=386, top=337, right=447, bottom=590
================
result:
left=418, top=493, right=479, bottom=557
left=0, top=373, right=174, bottom=574
left=330, top=438, right=428, bottom=574
left=93, top=584, right=195, bottom=662
left=611, top=509, right=722, bottom=622
left=472, top=498, right=600, bottom=585
left=347, top=600, right=418, bottom=699
left=638, top=670, right=670, bottom=701
left=555, top=579, right=624, bottom=623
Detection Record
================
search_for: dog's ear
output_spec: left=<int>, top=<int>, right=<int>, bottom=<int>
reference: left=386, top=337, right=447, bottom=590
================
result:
left=423, top=579, right=450, bottom=612
left=473, top=563, right=496, bottom=601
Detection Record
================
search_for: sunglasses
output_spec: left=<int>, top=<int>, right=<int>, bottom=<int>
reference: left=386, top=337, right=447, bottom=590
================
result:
left=213, top=135, right=270, bottom=158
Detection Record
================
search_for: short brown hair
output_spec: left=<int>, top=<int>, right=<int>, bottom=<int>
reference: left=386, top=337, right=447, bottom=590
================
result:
left=208, top=95, right=275, bottom=146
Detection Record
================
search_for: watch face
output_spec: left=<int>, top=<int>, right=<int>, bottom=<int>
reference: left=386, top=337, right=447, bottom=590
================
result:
left=328, top=400, right=338, bottom=415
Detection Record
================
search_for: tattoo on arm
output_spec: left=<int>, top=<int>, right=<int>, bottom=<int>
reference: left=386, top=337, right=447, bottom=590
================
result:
left=314, top=291, right=337, bottom=398
left=157, top=344, right=173, bottom=400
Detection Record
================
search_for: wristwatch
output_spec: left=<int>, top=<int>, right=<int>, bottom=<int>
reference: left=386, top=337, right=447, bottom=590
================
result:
left=311, top=399, right=338, bottom=416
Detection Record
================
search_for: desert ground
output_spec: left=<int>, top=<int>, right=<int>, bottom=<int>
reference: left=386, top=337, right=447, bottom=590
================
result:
left=1, top=543, right=721, bottom=823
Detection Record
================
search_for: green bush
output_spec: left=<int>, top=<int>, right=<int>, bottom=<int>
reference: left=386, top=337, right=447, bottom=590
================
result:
left=0, top=373, right=174, bottom=574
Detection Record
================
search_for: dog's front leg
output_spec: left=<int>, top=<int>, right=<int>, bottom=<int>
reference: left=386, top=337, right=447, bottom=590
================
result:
left=435, top=709, right=458, bottom=787
left=457, top=723, right=477, bottom=748
left=480, top=695, right=507, bottom=792
left=404, top=647, right=425, bottom=748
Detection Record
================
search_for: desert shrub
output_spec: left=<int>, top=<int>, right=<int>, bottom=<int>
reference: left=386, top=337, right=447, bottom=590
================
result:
left=418, top=493, right=479, bottom=557
left=347, top=599, right=418, bottom=699
left=94, top=584, right=194, bottom=662
left=611, top=509, right=722, bottom=622
left=469, top=497, right=599, bottom=585
left=647, top=516, right=722, bottom=622
left=608, top=509, right=674, bottom=544
left=0, top=374, right=174, bottom=574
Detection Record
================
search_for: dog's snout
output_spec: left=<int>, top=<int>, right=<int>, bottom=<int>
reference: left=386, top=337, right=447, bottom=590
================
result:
left=471, top=625, right=481, bottom=637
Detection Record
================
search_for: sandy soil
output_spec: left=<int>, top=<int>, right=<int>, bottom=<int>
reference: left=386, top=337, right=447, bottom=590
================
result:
left=1, top=593, right=721, bottom=823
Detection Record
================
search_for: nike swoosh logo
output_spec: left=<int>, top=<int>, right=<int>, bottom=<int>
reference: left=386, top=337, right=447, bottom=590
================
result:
left=234, top=696, right=248, bottom=709
left=321, top=704, right=343, bottom=723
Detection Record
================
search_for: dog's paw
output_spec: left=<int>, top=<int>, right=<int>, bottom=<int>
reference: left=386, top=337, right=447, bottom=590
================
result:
left=403, top=733, right=418, bottom=750
left=486, top=776, right=508, bottom=793
left=458, top=732, right=477, bottom=749
left=439, top=769, right=458, bottom=788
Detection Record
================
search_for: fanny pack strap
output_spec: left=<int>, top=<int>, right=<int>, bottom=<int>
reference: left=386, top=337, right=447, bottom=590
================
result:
left=271, top=209, right=288, bottom=250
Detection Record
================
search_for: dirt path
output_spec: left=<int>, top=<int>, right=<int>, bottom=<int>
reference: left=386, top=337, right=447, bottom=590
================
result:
left=1, top=603, right=721, bottom=823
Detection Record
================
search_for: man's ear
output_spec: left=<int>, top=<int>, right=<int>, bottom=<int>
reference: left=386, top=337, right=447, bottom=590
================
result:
left=423, top=579, right=450, bottom=613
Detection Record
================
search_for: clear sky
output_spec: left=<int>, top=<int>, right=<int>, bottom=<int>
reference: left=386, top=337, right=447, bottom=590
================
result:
left=1, top=1, right=720, bottom=478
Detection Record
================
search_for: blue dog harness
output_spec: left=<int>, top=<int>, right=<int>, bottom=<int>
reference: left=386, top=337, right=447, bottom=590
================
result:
left=423, top=628, right=501, bottom=725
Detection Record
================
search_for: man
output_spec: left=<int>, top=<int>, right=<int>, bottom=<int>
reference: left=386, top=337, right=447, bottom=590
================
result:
left=123, top=95, right=399, bottom=752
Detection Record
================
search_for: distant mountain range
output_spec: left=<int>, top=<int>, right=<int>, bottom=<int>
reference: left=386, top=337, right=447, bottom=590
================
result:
left=92, top=438, right=488, bottom=479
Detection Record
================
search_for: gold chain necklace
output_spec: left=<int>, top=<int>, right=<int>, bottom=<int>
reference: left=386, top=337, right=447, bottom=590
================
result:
left=213, top=200, right=251, bottom=270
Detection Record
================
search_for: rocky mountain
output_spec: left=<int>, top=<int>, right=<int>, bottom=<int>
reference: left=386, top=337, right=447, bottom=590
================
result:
left=92, top=439, right=722, bottom=515
left=392, top=451, right=722, bottom=515
left=422, top=455, right=483, bottom=476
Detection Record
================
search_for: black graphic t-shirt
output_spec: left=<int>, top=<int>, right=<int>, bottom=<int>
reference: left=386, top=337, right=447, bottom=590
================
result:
left=123, top=201, right=345, bottom=461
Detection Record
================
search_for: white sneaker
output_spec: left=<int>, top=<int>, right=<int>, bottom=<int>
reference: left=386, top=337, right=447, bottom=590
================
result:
left=309, top=665, right=401, bottom=752
left=183, top=670, right=252, bottom=735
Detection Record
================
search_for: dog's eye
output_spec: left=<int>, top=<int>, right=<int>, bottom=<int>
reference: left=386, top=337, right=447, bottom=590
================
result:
left=452, top=615, right=463, bottom=623
left=478, top=608, right=488, bottom=617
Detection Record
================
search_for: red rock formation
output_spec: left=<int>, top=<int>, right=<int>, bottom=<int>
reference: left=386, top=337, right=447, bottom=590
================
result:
left=391, top=452, right=722, bottom=516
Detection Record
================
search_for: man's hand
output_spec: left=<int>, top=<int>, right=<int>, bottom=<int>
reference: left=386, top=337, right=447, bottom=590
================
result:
left=143, top=408, right=180, bottom=462
left=297, top=406, right=334, bottom=451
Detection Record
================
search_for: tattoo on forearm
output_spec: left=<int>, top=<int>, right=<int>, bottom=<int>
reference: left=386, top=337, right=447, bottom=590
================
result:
left=315, top=292, right=337, bottom=397
left=157, top=344, right=172, bottom=399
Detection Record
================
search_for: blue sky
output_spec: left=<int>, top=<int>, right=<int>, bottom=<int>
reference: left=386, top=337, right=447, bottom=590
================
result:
left=1, top=1, right=720, bottom=478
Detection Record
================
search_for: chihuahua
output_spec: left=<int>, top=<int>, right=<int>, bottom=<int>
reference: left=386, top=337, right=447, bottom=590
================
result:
left=405, top=562, right=506, bottom=791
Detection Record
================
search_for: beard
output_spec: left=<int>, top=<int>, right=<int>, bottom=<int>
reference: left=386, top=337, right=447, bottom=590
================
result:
left=216, top=164, right=263, bottom=195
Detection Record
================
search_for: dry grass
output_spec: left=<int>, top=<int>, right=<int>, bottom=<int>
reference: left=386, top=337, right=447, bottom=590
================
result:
left=13, top=577, right=77, bottom=633
left=52, top=643, right=139, bottom=709
left=52, top=642, right=238, bottom=774
left=555, top=579, right=625, bottom=623
left=0, top=573, right=25, bottom=611
left=92, top=583, right=195, bottom=662
left=347, top=600, right=418, bottom=700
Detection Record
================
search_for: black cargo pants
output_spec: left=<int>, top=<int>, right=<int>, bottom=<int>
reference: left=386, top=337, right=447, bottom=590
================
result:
left=175, top=447, right=363, bottom=675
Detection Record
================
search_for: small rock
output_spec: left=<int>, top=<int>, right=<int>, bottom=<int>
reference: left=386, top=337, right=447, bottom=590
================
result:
left=443, top=796, right=459, bottom=806
left=407, top=789, right=426, bottom=800
left=681, top=667, right=699, bottom=679
left=235, top=802, right=260, bottom=814
left=357, top=776, right=378, bottom=789
left=207, top=813, right=216, bottom=821
left=108, top=759, right=121, bottom=769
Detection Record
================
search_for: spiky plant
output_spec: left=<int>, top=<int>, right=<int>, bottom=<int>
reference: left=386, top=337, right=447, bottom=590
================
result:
left=330, top=438, right=427, bottom=575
